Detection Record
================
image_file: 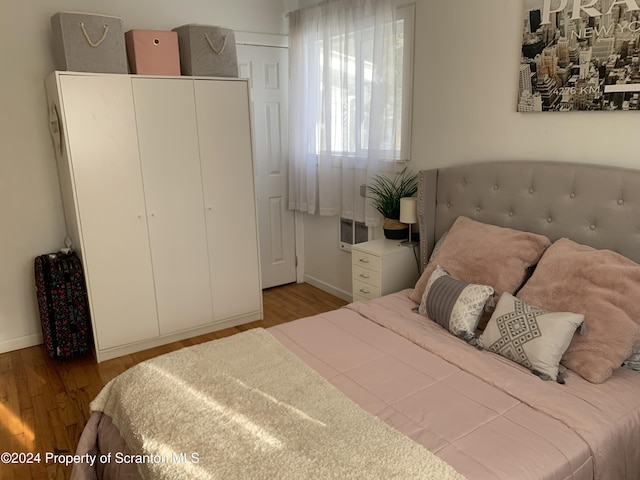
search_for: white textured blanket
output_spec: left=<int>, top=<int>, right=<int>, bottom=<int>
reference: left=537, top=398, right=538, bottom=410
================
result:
left=91, top=328, right=465, bottom=480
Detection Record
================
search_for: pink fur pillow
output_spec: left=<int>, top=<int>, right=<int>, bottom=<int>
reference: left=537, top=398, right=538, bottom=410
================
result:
left=409, top=216, right=551, bottom=304
left=517, top=238, right=640, bottom=384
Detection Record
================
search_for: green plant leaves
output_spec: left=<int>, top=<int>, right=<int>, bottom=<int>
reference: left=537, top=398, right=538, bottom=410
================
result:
left=366, top=167, right=418, bottom=220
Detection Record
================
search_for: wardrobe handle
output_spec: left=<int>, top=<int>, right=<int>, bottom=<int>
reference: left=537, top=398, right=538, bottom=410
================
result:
left=358, top=258, right=370, bottom=264
left=359, top=273, right=370, bottom=279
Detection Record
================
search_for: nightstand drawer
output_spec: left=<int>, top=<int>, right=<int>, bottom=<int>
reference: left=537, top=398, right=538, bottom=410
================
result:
left=353, top=278, right=380, bottom=300
left=351, top=250, right=381, bottom=272
left=351, top=239, right=419, bottom=302
left=352, top=264, right=381, bottom=287
left=352, top=294, right=370, bottom=302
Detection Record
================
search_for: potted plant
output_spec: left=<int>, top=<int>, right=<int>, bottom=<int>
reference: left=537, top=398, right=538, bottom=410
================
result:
left=367, top=167, right=418, bottom=239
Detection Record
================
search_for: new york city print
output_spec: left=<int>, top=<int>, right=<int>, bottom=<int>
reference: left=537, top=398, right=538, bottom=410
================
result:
left=519, top=0, right=640, bottom=111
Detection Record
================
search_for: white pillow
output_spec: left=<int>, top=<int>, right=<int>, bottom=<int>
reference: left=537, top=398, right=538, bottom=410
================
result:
left=478, top=293, right=584, bottom=383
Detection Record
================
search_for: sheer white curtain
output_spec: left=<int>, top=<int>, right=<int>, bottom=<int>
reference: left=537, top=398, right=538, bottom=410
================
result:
left=288, top=0, right=408, bottom=227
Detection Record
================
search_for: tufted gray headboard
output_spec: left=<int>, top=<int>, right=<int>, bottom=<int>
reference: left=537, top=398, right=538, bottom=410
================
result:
left=417, top=161, right=640, bottom=271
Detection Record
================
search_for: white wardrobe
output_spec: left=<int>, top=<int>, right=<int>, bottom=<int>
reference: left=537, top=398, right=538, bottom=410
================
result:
left=45, top=71, right=262, bottom=362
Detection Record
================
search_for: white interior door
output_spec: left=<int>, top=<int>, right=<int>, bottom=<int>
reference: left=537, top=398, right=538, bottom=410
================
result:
left=237, top=44, right=296, bottom=289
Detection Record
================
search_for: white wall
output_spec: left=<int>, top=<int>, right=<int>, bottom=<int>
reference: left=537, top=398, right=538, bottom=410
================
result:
left=302, top=216, right=383, bottom=301
left=0, top=0, right=288, bottom=353
left=412, top=0, right=640, bottom=169
left=302, top=0, right=640, bottom=299
left=302, top=217, right=354, bottom=300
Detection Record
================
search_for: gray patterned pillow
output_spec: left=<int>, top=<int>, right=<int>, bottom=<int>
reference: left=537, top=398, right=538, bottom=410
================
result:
left=623, top=344, right=640, bottom=371
left=478, top=293, right=584, bottom=382
left=419, top=265, right=493, bottom=343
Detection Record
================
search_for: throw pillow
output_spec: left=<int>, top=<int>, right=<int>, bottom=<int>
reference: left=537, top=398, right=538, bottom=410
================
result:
left=409, top=216, right=551, bottom=304
left=478, top=293, right=584, bottom=383
left=517, top=238, right=640, bottom=384
left=419, top=265, right=494, bottom=343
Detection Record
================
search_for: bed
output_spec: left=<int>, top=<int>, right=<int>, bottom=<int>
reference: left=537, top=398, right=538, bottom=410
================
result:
left=71, top=161, right=640, bottom=480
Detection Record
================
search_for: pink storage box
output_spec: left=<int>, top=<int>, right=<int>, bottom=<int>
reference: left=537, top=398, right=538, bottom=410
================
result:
left=125, top=30, right=180, bottom=75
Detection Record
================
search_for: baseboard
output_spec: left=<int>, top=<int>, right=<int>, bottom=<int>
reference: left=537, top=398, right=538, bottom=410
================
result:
left=0, top=333, right=43, bottom=355
left=303, top=274, right=352, bottom=303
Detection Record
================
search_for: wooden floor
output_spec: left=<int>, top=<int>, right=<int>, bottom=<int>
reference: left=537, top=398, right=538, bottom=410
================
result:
left=0, top=283, right=347, bottom=480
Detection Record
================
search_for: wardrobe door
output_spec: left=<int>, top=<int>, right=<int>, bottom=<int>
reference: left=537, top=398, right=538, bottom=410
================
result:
left=59, top=75, right=159, bottom=350
left=132, top=78, right=214, bottom=334
left=195, top=79, right=262, bottom=320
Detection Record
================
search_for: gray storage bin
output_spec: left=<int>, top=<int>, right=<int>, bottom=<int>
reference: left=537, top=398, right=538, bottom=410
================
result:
left=51, top=12, right=128, bottom=73
left=172, top=24, right=238, bottom=77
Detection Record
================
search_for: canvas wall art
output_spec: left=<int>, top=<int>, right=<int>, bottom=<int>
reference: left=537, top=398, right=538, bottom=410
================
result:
left=519, top=0, right=640, bottom=111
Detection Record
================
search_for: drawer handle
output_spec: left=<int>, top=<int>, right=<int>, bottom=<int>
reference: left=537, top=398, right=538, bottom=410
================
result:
left=359, top=288, right=371, bottom=294
left=359, top=273, right=370, bottom=279
left=358, top=258, right=370, bottom=264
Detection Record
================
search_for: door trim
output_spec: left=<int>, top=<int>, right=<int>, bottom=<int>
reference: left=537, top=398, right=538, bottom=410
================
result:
left=235, top=32, right=288, bottom=48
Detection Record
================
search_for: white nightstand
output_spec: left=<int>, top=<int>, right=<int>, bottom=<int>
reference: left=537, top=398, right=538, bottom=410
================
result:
left=351, top=239, right=420, bottom=302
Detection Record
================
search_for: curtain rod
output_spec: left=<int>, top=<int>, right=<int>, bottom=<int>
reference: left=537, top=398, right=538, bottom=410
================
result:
left=285, top=0, right=398, bottom=18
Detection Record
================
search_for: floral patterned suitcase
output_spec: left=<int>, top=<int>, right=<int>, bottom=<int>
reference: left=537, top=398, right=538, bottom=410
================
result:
left=34, top=251, right=92, bottom=359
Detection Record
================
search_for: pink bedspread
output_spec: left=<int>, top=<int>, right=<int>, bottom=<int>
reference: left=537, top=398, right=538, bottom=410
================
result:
left=73, top=290, right=640, bottom=480
left=270, top=290, right=640, bottom=480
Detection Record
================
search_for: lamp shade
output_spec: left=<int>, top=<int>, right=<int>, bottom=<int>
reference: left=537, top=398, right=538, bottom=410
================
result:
left=399, top=197, right=417, bottom=224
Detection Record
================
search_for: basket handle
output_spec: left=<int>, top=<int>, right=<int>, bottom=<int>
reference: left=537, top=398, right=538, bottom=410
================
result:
left=203, top=33, right=227, bottom=55
left=78, top=22, right=109, bottom=48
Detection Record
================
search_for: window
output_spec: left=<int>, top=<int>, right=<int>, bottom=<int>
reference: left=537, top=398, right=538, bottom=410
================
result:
left=320, top=6, right=413, bottom=159
left=288, top=1, right=415, bottom=226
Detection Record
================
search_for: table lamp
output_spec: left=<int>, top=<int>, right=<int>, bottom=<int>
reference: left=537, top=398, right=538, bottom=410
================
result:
left=399, top=197, right=418, bottom=247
